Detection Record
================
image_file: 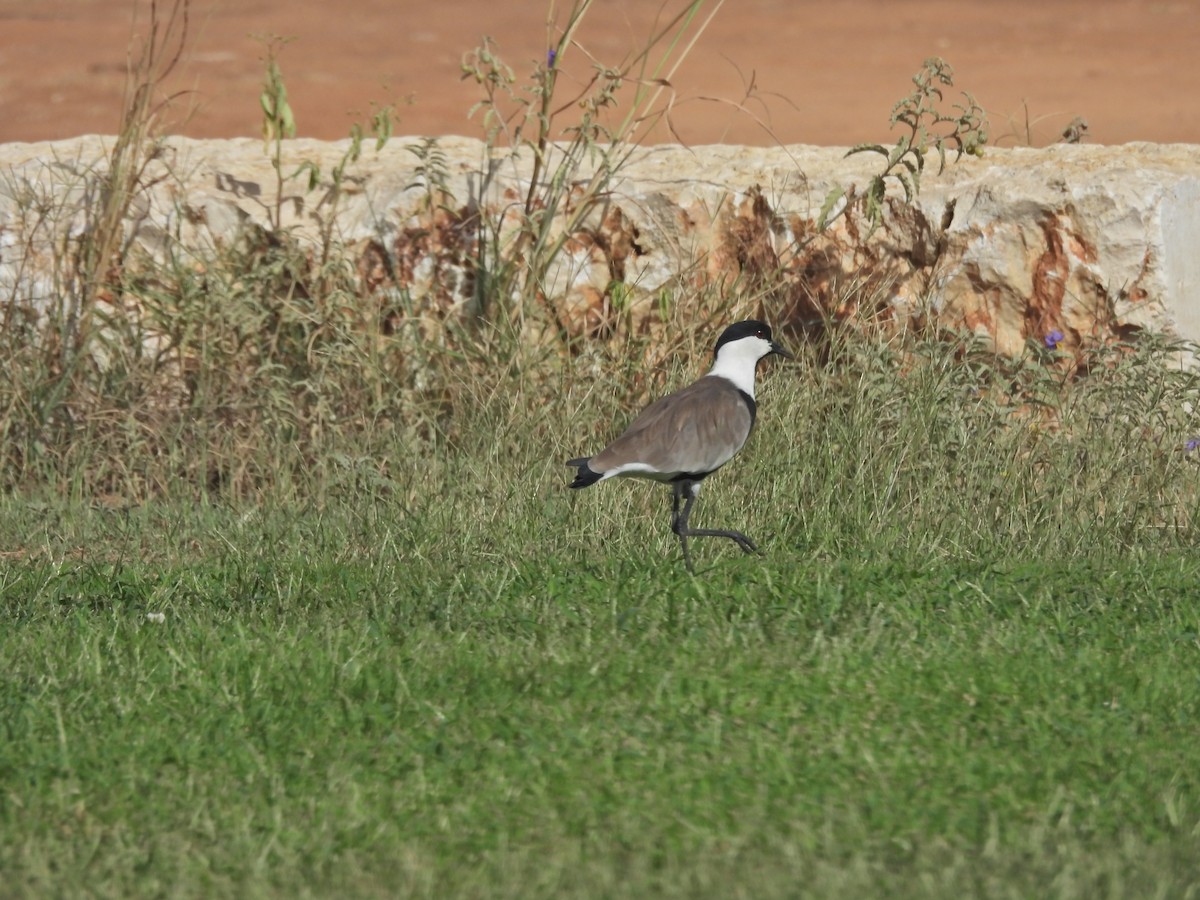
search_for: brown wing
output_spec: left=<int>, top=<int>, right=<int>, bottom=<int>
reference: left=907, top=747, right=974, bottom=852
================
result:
left=590, top=377, right=753, bottom=478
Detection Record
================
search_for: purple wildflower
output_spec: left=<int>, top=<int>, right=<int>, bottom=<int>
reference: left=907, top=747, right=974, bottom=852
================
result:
left=1044, top=329, right=1065, bottom=350
left=547, top=48, right=557, bottom=68
left=1187, top=438, right=1200, bottom=453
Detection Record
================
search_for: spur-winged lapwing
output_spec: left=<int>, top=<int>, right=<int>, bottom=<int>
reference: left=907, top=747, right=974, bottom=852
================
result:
left=567, top=320, right=792, bottom=572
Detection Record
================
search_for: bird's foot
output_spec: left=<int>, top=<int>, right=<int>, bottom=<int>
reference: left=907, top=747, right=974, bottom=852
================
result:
left=681, top=528, right=758, bottom=556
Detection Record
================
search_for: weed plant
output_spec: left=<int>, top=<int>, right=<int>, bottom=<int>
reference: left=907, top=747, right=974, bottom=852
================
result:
left=821, top=57, right=988, bottom=234
left=461, top=0, right=729, bottom=342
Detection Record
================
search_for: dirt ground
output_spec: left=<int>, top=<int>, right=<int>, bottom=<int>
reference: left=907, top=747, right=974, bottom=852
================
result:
left=2, top=0, right=1199, bottom=147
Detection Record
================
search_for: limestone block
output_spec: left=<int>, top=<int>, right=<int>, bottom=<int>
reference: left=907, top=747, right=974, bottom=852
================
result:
left=1, top=135, right=1197, bottom=357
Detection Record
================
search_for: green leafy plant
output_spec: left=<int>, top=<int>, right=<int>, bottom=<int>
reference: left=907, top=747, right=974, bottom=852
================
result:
left=256, top=35, right=298, bottom=232
left=819, top=57, right=988, bottom=234
left=256, top=35, right=398, bottom=274
left=306, top=104, right=399, bottom=272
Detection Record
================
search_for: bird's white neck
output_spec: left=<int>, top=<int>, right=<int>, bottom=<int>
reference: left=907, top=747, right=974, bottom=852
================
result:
left=707, top=344, right=762, bottom=397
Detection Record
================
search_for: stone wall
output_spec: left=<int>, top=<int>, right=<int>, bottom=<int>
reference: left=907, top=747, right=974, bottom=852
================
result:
left=1, top=135, right=1197, bottom=355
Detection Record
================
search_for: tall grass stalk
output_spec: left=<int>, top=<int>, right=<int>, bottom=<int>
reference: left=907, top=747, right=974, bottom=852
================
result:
left=0, top=0, right=192, bottom=497
left=462, top=0, right=725, bottom=342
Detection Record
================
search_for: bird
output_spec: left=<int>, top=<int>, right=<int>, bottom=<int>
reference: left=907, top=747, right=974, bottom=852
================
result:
left=566, top=319, right=792, bottom=572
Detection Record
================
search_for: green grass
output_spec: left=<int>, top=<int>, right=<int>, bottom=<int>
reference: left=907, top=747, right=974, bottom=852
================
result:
left=4, top=329, right=1200, bottom=897
left=3, top=520, right=1200, bottom=898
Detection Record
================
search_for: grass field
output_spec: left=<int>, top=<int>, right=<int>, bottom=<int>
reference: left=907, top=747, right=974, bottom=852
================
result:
left=3, top=330, right=1200, bottom=898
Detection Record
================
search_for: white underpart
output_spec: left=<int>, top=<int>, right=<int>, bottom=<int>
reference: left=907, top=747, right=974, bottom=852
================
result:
left=600, top=462, right=677, bottom=482
left=705, top=335, right=775, bottom=396
left=601, top=463, right=708, bottom=490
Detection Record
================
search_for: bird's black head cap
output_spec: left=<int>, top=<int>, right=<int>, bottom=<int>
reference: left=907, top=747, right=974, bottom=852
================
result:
left=713, top=319, right=773, bottom=354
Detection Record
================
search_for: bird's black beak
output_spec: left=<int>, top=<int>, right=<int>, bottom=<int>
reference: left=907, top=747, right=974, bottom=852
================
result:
left=770, top=341, right=794, bottom=360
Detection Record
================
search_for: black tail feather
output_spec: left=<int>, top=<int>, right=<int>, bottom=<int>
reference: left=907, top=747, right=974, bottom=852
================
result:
left=566, top=457, right=602, bottom=489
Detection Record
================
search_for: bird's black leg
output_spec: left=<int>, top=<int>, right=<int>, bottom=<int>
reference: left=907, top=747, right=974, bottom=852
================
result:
left=671, top=481, right=694, bottom=573
left=671, top=480, right=758, bottom=569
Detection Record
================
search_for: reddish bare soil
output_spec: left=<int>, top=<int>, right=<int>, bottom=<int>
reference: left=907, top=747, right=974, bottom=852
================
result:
left=1, top=0, right=1199, bottom=147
